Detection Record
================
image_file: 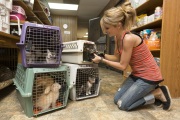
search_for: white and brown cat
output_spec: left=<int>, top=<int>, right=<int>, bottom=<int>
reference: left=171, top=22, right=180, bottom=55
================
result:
left=78, top=76, right=96, bottom=96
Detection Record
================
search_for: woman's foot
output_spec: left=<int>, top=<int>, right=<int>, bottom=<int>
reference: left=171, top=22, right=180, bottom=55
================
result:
left=154, top=99, right=163, bottom=107
left=159, top=86, right=172, bottom=110
left=152, top=85, right=172, bottom=110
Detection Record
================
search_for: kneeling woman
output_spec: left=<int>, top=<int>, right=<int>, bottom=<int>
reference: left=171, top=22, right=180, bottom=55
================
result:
left=92, top=0, right=171, bottom=111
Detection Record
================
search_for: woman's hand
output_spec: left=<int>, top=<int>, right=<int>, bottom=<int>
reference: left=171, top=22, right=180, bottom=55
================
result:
left=92, top=54, right=101, bottom=63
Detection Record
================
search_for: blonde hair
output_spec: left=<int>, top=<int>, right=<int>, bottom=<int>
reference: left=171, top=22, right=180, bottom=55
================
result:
left=100, top=1, right=136, bottom=33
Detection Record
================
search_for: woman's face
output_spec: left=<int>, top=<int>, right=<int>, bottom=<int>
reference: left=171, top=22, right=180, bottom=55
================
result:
left=103, top=23, right=119, bottom=37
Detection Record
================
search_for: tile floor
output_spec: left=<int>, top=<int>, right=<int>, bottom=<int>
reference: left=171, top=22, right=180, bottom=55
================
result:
left=0, top=67, right=180, bottom=120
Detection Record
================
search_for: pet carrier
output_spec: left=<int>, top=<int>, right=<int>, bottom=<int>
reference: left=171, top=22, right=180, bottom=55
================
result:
left=61, top=40, right=97, bottom=64
left=63, top=63, right=101, bottom=101
left=16, top=22, right=63, bottom=68
left=13, top=63, right=70, bottom=117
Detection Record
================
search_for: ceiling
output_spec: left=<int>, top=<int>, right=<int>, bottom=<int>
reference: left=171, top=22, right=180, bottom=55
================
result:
left=46, top=0, right=110, bottom=39
left=47, top=0, right=110, bottom=22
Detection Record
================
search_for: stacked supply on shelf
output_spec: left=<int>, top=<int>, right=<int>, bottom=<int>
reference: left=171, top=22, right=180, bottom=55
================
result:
left=135, top=5, right=162, bottom=28
left=140, top=29, right=161, bottom=50
left=130, top=0, right=163, bottom=29
left=13, top=22, right=70, bottom=117
left=62, top=40, right=101, bottom=100
left=0, top=0, right=12, bottom=34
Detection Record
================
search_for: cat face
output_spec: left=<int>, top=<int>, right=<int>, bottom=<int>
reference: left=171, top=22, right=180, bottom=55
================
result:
left=51, top=83, right=61, bottom=92
left=47, top=49, right=56, bottom=59
left=88, top=76, right=95, bottom=84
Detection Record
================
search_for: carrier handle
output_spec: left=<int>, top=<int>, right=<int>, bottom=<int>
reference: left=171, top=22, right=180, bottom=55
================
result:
left=15, top=87, right=32, bottom=97
left=13, top=81, right=32, bottom=97
left=10, top=15, right=22, bottom=35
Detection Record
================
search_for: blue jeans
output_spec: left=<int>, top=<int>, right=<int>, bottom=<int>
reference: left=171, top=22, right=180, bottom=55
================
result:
left=114, top=76, right=158, bottom=111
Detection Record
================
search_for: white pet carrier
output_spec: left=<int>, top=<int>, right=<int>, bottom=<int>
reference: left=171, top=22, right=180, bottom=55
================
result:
left=13, top=64, right=70, bottom=117
left=61, top=40, right=97, bottom=64
left=63, top=63, right=101, bottom=101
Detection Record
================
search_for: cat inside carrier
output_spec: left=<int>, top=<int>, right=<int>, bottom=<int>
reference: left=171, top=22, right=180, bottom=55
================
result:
left=32, top=72, right=68, bottom=115
left=62, top=40, right=102, bottom=64
left=16, top=22, right=63, bottom=68
left=76, top=68, right=99, bottom=97
left=13, top=64, right=70, bottom=117
left=63, top=63, right=101, bottom=100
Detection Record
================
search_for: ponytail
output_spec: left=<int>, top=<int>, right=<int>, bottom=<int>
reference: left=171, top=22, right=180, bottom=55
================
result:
left=101, top=1, right=136, bottom=31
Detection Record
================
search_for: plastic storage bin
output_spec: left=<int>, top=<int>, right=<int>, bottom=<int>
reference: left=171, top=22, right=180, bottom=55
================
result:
left=16, top=22, right=63, bottom=68
left=13, top=63, right=70, bottom=117
left=62, top=40, right=97, bottom=64
left=0, top=5, right=10, bottom=33
left=10, top=5, right=26, bottom=21
left=0, top=0, right=12, bottom=11
left=63, top=63, right=101, bottom=101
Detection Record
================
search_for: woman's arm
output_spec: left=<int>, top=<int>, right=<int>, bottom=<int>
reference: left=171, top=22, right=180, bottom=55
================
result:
left=104, top=54, right=119, bottom=62
left=92, top=34, right=135, bottom=71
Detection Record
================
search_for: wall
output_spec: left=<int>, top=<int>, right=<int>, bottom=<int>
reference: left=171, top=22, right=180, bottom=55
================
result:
left=77, top=21, right=88, bottom=40
left=51, top=15, right=77, bottom=42
left=50, top=0, right=120, bottom=42
left=98, top=0, right=120, bottom=54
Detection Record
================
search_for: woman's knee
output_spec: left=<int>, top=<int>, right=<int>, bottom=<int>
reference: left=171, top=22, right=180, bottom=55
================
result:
left=117, top=99, right=130, bottom=111
left=114, top=96, right=118, bottom=104
left=114, top=92, right=122, bottom=104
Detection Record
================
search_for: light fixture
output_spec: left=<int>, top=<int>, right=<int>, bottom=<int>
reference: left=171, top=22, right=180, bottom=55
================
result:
left=83, top=35, right=88, bottom=37
left=48, top=3, right=78, bottom=10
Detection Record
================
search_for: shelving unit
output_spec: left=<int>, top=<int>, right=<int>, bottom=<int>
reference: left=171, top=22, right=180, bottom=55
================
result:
left=1, top=0, right=52, bottom=49
left=160, top=0, right=180, bottom=98
left=135, top=0, right=163, bottom=14
left=33, top=0, right=51, bottom=25
left=0, top=32, right=19, bottom=48
left=0, top=32, right=20, bottom=90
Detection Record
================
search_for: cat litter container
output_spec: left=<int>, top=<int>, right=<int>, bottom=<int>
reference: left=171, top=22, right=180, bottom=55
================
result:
left=62, top=40, right=97, bottom=64
left=16, top=22, right=63, bottom=68
left=63, top=63, right=100, bottom=101
left=13, top=63, right=70, bottom=117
